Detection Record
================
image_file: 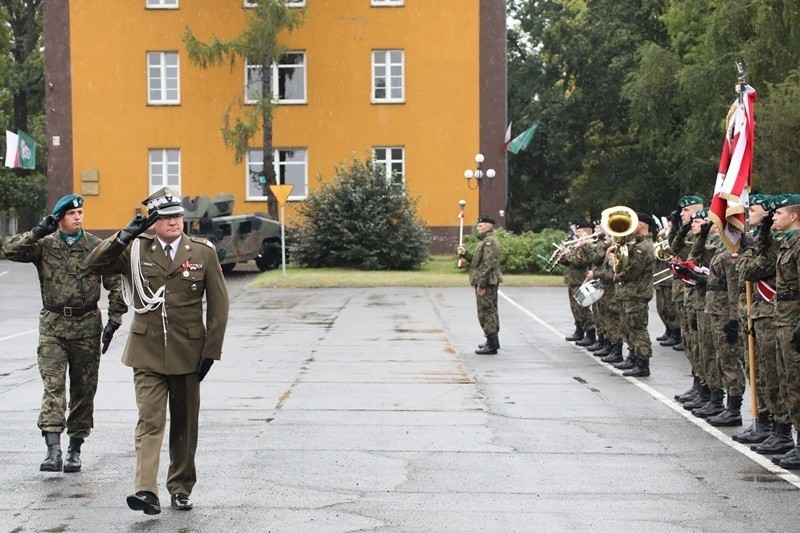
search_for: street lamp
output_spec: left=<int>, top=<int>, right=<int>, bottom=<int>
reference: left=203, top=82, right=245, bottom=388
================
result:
left=464, top=153, right=496, bottom=190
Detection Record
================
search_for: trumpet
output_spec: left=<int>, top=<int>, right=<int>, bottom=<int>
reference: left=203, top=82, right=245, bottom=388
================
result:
left=600, top=206, right=638, bottom=274
left=544, top=233, right=599, bottom=271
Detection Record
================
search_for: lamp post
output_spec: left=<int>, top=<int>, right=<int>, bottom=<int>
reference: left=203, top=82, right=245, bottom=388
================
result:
left=464, top=153, right=495, bottom=214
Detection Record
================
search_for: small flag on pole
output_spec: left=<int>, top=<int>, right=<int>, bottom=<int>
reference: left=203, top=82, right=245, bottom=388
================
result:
left=508, top=123, right=539, bottom=155
left=504, top=122, right=513, bottom=153
left=4, top=129, right=36, bottom=169
left=4, top=131, right=19, bottom=168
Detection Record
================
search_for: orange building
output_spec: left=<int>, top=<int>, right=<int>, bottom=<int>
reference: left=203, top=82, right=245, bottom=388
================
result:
left=43, top=0, right=506, bottom=251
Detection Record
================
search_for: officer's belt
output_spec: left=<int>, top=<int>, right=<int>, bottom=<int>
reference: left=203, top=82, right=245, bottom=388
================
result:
left=42, top=302, right=98, bottom=317
left=706, top=284, right=727, bottom=292
left=776, top=292, right=800, bottom=302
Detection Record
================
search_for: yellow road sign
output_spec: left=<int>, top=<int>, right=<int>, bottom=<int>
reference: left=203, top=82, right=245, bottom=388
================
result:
left=269, top=184, right=294, bottom=207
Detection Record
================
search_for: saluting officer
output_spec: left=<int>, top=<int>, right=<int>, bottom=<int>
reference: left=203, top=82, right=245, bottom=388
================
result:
left=3, top=194, right=126, bottom=473
left=87, top=188, right=229, bottom=514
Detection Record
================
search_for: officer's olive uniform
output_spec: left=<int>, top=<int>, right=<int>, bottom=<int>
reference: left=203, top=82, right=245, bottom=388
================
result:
left=88, top=232, right=229, bottom=497
left=3, top=230, right=126, bottom=439
left=463, top=230, right=503, bottom=337
left=614, top=235, right=655, bottom=360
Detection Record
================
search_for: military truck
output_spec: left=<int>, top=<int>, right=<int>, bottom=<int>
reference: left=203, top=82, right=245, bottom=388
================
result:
left=181, top=194, right=283, bottom=272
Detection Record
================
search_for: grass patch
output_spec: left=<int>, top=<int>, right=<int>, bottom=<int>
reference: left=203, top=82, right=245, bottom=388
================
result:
left=248, top=255, right=565, bottom=289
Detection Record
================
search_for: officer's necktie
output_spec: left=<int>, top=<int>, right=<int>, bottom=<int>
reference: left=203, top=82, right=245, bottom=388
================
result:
left=164, top=244, right=172, bottom=262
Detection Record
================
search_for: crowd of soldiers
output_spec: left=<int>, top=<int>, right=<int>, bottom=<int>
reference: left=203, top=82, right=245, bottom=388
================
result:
left=557, top=193, right=800, bottom=470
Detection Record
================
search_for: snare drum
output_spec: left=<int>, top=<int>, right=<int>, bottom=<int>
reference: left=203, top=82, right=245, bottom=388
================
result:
left=573, top=280, right=605, bottom=307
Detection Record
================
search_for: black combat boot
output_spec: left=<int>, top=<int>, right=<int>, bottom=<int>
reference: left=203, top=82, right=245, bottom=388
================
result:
left=623, top=356, right=650, bottom=377
left=733, top=411, right=772, bottom=444
left=475, top=334, right=498, bottom=355
left=575, top=329, right=596, bottom=347
left=63, top=437, right=84, bottom=473
left=671, top=341, right=685, bottom=351
left=692, top=389, right=725, bottom=418
left=755, top=423, right=795, bottom=455
left=779, top=442, right=800, bottom=469
left=614, top=350, right=637, bottom=370
left=674, top=375, right=701, bottom=403
left=586, top=334, right=605, bottom=352
left=655, top=329, right=671, bottom=342
left=601, top=343, right=623, bottom=363
left=565, top=326, right=584, bottom=342
left=683, top=384, right=710, bottom=410
left=660, top=330, right=681, bottom=347
left=40, top=432, right=63, bottom=472
left=594, top=338, right=614, bottom=357
left=707, top=395, right=743, bottom=427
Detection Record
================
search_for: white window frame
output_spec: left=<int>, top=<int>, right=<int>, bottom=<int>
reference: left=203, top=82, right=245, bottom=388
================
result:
left=146, top=0, right=178, bottom=8
left=244, top=0, right=305, bottom=7
left=372, top=147, right=405, bottom=185
left=148, top=149, right=181, bottom=194
left=371, top=0, right=404, bottom=6
left=246, top=148, right=308, bottom=201
left=372, top=50, right=404, bottom=103
left=245, top=52, right=307, bottom=105
left=147, top=51, right=180, bottom=105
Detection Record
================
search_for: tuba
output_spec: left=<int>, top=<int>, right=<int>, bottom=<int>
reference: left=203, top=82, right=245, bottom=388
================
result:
left=601, top=206, right=639, bottom=274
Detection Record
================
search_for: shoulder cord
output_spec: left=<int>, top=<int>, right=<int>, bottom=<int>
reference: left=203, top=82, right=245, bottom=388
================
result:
left=121, top=238, right=169, bottom=346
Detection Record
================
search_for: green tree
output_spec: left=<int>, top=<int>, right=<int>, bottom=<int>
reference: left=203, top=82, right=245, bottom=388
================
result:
left=292, top=158, right=430, bottom=270
left=183, top=0, right=305, bottom=218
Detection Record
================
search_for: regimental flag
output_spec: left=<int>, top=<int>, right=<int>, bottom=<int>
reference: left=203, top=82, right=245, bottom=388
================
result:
left=508, top=123, right=539, bottom=155
left=4, top=129, right=36, bottom=169
left=755, top=280, right=776, bottom=304
left=709, top=85, right=757, bottom=252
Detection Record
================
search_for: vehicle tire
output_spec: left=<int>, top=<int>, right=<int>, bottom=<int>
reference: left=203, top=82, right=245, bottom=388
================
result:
left=256, top=241, right=281, bottom=271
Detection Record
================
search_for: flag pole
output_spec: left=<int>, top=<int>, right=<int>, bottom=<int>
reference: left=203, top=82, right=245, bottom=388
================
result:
left=736, top=60, right=759, bottom=422
left=457, top=199, right=466, bottom=268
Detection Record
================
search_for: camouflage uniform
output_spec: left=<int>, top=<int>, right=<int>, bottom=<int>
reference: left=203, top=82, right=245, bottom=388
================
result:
left=773, top=230, right=800, bottom=433
left=562, top=240, right=595, bottom=332
left=587, top=241, right=614, bottom=341
left=614, top=235, right=655, bottom=360
left=688, top=232, right=720, bottom=390
left=3, top=230, right=126, bottom=438
left=463, top=229, right=503, bottom=337
left=669, top=227, right=699, bottom=372
left=595, top=245, right=624, bottom=346
left=654, top=255, right=679, bottom=331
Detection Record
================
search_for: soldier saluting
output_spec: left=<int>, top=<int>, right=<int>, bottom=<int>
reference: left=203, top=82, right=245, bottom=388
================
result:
left=2, top=194, right=127, bottom=473
left=87, top=188, right=229, bottom=515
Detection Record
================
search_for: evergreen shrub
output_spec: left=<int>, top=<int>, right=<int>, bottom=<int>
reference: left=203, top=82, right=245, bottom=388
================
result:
left=461, top=227, right=568, bottom=274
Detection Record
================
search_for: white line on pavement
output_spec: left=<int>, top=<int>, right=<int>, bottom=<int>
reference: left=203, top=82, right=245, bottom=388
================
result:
left=499, top=289, right=800, bottom=490
left=0, top=330, right=37, bottom=342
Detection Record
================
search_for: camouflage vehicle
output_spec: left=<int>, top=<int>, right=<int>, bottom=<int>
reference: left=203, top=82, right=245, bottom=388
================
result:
left=181, top=194, right=283, bottom=272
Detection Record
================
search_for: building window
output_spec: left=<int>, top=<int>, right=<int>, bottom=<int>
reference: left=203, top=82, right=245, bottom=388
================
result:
left=372, top=50, right=404, bottom=103
left=146, top=0, right=178, bottom=8
left=245, top=52, right=306, bottom=104
left=244, top=0, right=305, bottom=7
left=246, top=148, right=307, bottom=201
left=147, top=52, right=180, bottom=105
left=373, top=147, right=405, bottom=185
left=371, top=0, right=404, bottom=6
left=149, top=149, right=181, bottom=194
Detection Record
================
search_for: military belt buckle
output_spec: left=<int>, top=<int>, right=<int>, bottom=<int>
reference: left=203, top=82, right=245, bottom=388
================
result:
left=63, top=307, right=74, bottom=317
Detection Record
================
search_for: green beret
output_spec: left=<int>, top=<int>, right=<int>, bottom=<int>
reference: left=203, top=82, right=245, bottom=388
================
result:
left=749, top=194, right=772, bottom=208
left=691, top=207, right=709, bottom=220
left=677, top=195, right=703, bottom=209
left=774, top=194, right=800, bottom=209
left=52, top=194, right=84, bottom=217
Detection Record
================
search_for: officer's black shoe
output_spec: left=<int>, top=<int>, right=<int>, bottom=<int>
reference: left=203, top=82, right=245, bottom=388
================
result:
left=671, top=341, right=685, bottom=351
left=692, top=390, right=725, bottom=418
left=623, top=357, right=650, bottom=377
left=755, top=423, right=795, bottom=455
left=683, top=385, right=710, bottom=410
left=674, top=376, right=701, bottom=403
left=733, top=412, right=772, bottom=443
left=600, top=343, right=623, bottom=363
left=575, top=329, right=596, bottom=347
left=475, top=334, right=498, bottom=355
left=707, top=396, right=742, bottom=427
left=63, top=437, right=83, bottom=473
left=171, top=493, right=193, bottom=510
left=614, top=352, right=637, bottom=370
left=655, top=329, right=670, bottom=342
left=779, top=445, right=800, bottom=469
left=594, top=339, right=613, bottom=357
left=565, top=326, right=584, bottom=342
left=660, top=330, right=681, bottom=346
left=40, top=432, right=62, bottom=472
left=127, top=491, right=161, bottom=515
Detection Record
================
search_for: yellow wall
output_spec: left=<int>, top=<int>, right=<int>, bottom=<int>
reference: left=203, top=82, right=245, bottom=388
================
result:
left=68, top=0, right=482, bottom=231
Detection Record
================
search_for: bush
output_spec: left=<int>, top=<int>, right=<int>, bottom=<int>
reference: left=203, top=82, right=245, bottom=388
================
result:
left=461, top=227, right=568, bottom=274
left=291, top=157, right=430, bottom=270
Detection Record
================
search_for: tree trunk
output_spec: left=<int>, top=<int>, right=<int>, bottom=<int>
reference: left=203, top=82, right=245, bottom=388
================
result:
left=262, top=55, right=278, bottom=219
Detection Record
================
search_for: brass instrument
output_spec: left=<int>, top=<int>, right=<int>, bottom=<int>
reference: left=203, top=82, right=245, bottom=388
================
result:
left=600, top=205, right=639, bottom=274
left=653, top=267, right=673, bottom=285
left=544, top=233, right=599, bottom=272
left=654, top=229, right=673, bottom=261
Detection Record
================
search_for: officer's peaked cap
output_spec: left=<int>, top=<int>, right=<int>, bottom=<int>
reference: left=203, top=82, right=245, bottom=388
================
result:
left=142, top=187, right=184, bottom=216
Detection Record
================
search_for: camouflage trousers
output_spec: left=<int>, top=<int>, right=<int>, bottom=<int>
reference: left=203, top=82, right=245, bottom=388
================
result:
left=748, top=318, right=789, bottom=422
left=37, top=334, right=101, bottom=439
left=679, top=300, right=701, bottom=374
left=476, top=285, right=499, bottom=337
left=596, top=290, right=623, bottom=344
left=655, top=281, right=679, bottom=331
left=621, top=298, right=651, bottom=359
left=568, top=284, right=594, bottom=331
left=709, top=314, right=745, bottom=397
left=697, top=310, right=722, bottom=390
left=776, top=326, right=800, bottom=431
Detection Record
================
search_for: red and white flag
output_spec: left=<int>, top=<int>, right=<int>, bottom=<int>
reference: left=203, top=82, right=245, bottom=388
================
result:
left=709, top=85, right=757, bottom=252
left=504, top=122, right=512, bottom=153
left=755, top=280, right=776, bottom=304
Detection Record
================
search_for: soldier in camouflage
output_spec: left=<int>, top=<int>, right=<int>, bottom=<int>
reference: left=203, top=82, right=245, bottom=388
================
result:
left=2, top=194, right=127, bottom=473
left=458, top=215, right=503, bottom=355
left=561, top=219, right=596, bottom=343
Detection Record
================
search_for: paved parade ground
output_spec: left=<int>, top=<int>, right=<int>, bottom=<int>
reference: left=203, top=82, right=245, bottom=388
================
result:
left=1, top=259, right=799, bottom=532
